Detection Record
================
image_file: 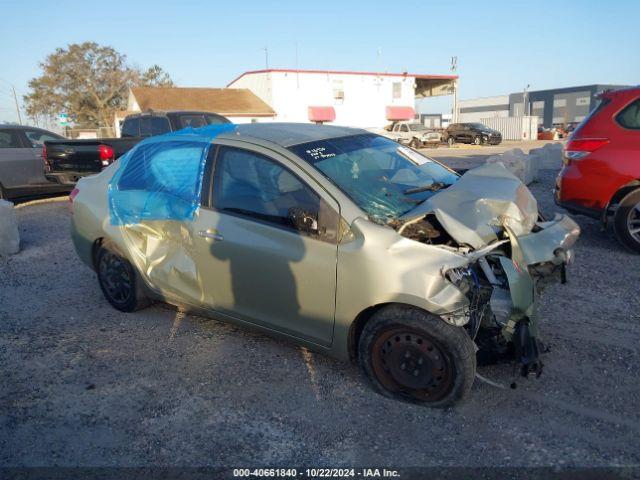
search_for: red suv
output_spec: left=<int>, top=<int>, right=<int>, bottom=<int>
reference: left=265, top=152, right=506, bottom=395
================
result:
left=555, top=87, right=640, bottom=253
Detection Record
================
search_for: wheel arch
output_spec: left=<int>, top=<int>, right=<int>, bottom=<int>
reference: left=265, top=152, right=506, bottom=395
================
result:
left=611, top=180, right=640, bottom=205
left=91, top=237, right=106, bottom=270
left=347, top=302, right=436, bottom=363
left=607, top=180, right=640, bottom=217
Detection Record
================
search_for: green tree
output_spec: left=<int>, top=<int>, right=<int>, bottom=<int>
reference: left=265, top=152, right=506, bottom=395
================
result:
left=24, top=42, right=174, bottom=127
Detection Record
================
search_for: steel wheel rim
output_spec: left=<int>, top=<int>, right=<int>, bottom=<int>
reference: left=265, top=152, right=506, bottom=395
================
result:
left=99, top=251, right=133, bottom=304
left=627, top=201, right=640, bottom=242
left=371, top=327, right=455, bottom=402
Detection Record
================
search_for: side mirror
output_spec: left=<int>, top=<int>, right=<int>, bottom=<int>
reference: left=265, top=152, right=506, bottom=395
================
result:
left=288, top=207, right=318, bottom=234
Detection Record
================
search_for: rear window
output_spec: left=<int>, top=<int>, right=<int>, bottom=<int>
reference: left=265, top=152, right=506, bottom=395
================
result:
left=121, top=118, right=139, bottom=137
left=140, top=116, right=171, bottom=137
left=616, top=98, right=640, bottom=130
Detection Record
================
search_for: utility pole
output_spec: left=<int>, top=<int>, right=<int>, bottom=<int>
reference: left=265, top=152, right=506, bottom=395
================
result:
left=523, top=83, right=530, bottom=117
left=264, top=47, right=269, bottom=69
left=11, top=86, right=22, bottom=125
left=450, top=56, right=458, bottom=123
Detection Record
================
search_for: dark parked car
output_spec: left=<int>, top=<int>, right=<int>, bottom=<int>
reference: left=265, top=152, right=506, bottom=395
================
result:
left=444, top=123, right=502, bottom=146
left=555, top=86, right=640, bottom=253
left=0, top=124, right=70, bottom=200
left=44, top=111, right=230, bottom=185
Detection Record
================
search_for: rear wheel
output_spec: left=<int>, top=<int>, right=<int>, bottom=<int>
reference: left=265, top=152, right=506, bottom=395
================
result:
left=0, top=183, right=5, bottom=200
left=614, top=189, right=640, bottom=254
left=358, top=305, right=476, bottom=407
left=96, top=242, right=150, bottom=312
left=447, top=136, right=455, bottom=147
left=410, top=138, right=421, bottom=149
left=473, top=136, right=481, bottom=145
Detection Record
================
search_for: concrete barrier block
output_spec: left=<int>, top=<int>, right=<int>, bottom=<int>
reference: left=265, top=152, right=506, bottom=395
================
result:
left=486, top=148, right=537, bottom=185
left=529, top=143, right=563, bottom=170
left=0, top=200, right=20, bottom=256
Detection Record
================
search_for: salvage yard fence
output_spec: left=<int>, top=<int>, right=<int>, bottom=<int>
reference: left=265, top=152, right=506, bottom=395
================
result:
left=480, top=116, right=539, bottom=141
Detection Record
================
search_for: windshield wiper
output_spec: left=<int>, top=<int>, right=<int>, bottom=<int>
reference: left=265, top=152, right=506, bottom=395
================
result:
left=402, top=182, right=449, bottom=195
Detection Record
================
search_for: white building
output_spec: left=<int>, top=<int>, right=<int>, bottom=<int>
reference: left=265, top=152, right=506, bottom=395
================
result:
left=227, top=69, right=457, bottom=129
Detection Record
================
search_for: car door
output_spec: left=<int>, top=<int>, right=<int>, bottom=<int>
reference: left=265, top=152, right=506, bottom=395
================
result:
left=462, top=124, right=473, bottom=143
left=22, top=129, right=63, bottom=185
left=399, top=123, right=410, bottom=142
left=0, top=128, right=34, bottom=189
left=192, top=143, right=340, bottom=346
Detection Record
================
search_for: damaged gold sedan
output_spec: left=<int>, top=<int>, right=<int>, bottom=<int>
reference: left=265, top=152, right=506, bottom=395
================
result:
left=70, top=123, right=579, bottom=407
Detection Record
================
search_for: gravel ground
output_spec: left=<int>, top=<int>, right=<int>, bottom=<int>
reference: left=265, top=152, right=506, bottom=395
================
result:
left=1, top=162, right=639, bottom=470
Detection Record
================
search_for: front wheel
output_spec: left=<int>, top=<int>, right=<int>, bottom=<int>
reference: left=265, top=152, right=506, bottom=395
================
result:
left=96, top=242, right=151, bottom=312
left=410, top=138, right=422, bottom=149
left=614, top=189, right=640, bottom=254
left=358, top=305, right=476, bottom=407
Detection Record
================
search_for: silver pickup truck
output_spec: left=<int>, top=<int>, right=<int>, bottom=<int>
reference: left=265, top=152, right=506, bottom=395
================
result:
left=384, top=121, right=442, bottom=148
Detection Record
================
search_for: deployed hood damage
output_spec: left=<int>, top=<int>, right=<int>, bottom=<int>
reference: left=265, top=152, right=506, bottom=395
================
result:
left=391, top=163, right=580, bottom=380
left=399, top=163, right=538, bottom=249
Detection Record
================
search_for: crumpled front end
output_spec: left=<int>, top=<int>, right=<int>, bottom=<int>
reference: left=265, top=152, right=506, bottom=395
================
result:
left=395, top=164, right=581, bottom=378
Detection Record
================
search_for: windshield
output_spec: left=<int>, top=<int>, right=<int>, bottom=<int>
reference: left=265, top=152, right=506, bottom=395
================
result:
left=408, top=123, right=428, bottom=131
left=470, top=123, right=489, bottom=130
left=288, top=134, right=458, bottom=223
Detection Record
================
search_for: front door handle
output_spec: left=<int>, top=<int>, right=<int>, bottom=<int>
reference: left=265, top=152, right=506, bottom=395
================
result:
left=197, top=230, right=224, bottom=241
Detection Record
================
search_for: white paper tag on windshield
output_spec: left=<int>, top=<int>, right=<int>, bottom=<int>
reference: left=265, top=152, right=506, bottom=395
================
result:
left=397, top=146, right=432, bottom=166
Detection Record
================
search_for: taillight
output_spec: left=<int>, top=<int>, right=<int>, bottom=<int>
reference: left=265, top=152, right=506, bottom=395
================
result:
left=42, top=145, right=51, bottom=172
left=98, top=144, right=115, bottom=168
left=563, top=138, right=609, bottom=163
left=68, top=187, right=79, bottom=213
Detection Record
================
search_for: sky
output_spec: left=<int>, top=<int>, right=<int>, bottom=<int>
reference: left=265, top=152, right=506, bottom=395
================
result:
left=1, top=0, right=638, bottom=124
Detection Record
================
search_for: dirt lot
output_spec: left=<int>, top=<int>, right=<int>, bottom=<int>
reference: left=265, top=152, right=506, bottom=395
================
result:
left=1, top=155, right=639, bottom=470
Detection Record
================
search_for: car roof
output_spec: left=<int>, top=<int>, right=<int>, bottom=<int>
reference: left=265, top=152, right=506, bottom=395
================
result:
left=0, top=124, right=57, bottom=132
left=127, top=110, right=227, bottom=118
left=218, top=122, right=369, bottom=147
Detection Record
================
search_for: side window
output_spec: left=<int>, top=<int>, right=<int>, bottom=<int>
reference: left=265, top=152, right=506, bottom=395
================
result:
left=121, top=118, right=140, bottom=137
left=213, top=147, right=336, bottom=240
left=179, top=115, right=207, bottom=129
left=111, top=140, right=208, bottom=224
left=400, top=125, right=409, bottom=133
left=23, top=130, right=60, bottom=147
left=0, top=130, right=23, bottom=148
left=616, top=98, right=640, bottom=130
left=205, top=114, right=230, bottom=125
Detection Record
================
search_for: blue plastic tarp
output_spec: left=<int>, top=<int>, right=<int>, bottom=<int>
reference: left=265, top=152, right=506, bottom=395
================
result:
left=108, top=124, right=236, bottom=225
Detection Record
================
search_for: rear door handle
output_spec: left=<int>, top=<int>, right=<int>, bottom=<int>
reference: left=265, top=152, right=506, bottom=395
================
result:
left=197, top=230, right=223, bottom=241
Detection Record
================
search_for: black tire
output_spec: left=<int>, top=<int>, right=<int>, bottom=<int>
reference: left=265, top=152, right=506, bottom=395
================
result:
left=0, top=183, right=6, bottom=200
left=614, top=188, right=640, bottom=254
left=358, top=305, right=476, bottom=407
left=473, top=136, right=482, bottom=145
left=410, top=138, right=421, bottom=149
left=96, top=241, right=150, bottom=312
left=447, top=136, right=455, bottom=147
